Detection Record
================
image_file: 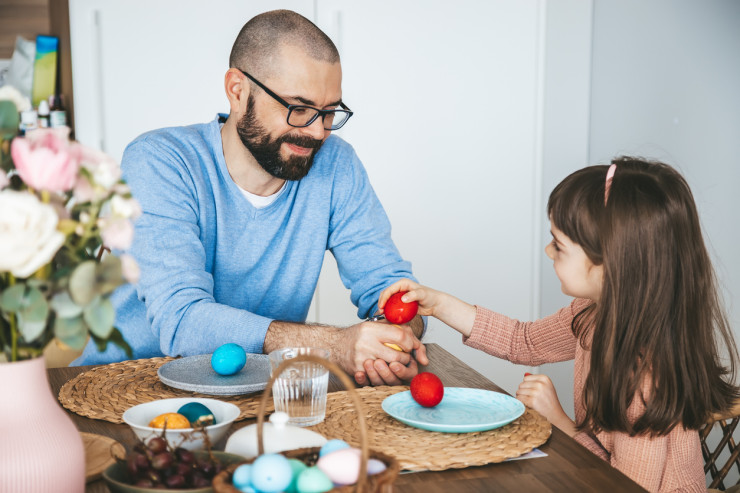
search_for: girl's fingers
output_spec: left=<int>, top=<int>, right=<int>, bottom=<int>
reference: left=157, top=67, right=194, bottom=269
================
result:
left=378, top=279, right=420, bottom=308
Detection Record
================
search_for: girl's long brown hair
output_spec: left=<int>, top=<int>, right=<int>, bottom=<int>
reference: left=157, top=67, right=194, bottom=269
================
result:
left=548, top=157, right=740, bottom=436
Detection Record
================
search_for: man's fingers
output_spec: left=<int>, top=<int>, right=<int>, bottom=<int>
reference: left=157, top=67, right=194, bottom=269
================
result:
left=389, top=358, right=418, bottom=382
left=372, top=359, right=403, bottom=386
left=413, top=344, right=429, bottom=366
left=354, top=371, right=369, bottom=387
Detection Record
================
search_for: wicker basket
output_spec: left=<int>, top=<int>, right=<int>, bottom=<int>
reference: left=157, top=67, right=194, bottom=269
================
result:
left=212, top=354, right=400, bottom=493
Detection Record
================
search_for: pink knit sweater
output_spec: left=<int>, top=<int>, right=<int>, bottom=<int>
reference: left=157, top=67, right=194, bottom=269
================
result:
left=463, top=299, right=706, bottom=492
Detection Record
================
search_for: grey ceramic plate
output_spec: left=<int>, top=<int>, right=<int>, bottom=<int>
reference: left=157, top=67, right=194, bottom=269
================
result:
left=157, top=353, right=270, bottom=395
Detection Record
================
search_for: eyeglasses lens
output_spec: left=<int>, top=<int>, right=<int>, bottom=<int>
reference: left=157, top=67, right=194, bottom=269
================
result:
left=287, top=107, right=350, bottom=130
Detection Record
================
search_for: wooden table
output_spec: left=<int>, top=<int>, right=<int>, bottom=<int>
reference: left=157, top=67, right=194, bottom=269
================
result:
left=48, top=343, right=646, bottom=492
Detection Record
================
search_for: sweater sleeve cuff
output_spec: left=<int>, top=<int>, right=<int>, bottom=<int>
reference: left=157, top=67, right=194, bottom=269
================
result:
left=237, top=313, right=274, bottom=354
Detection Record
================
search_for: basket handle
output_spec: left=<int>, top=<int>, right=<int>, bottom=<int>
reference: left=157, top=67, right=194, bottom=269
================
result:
left=256, top=353, right=371, bottom=492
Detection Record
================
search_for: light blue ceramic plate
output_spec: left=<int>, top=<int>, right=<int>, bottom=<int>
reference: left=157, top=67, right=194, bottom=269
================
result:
left=381, top=388, right=525, bottom=433
left=157, top=353, right=270, bottom=395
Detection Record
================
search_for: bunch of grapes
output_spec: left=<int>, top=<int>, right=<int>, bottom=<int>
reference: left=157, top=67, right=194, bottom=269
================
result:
left=123, top=436, right=225, bottom=489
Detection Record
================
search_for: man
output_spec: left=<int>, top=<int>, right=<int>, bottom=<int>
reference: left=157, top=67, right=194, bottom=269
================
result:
left=73, top=9, right=426, bottom=386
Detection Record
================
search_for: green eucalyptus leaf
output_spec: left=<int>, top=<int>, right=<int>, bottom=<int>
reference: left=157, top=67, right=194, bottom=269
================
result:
left=21, top=288, right=48, bottom=322
left=69, top=261, right=97, bottom=305
left=54, top=315, right=88, bottom=350
left=96, top=255, right=124, bottom=295
left=50, top=291, right=84, bottom=318
left=16, top=313, right=47, bottom=343
left=0, top=284, right=26, bottom=312
left=83, top=297, right=115, bottom=339
left=14, top=287, right=49, bottom=343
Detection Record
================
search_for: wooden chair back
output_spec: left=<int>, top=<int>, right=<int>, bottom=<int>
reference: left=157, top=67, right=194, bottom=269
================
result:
left=702, top=403, right=740, bottom=490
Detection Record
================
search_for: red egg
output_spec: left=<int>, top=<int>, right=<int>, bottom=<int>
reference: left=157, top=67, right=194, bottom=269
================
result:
left=384, top=291, right=418, bottom=324
left=410, top=372, right=444, bottom=407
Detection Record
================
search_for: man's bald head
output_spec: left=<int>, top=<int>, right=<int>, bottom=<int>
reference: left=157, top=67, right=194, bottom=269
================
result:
left=229, top=10, right=340, bottom=77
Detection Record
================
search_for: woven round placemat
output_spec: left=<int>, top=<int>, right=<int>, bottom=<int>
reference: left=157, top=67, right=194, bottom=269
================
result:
left=58, top=357, right=272, bottom=423
left=312, top=386, right=551, bottom=472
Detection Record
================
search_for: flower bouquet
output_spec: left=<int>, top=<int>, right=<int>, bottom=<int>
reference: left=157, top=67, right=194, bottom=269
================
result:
left=0, top=90, right=138, bottom=362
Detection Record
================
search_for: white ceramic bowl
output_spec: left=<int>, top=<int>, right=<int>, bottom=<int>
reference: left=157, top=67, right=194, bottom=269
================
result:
left=122, top=398, right=240, bottom=451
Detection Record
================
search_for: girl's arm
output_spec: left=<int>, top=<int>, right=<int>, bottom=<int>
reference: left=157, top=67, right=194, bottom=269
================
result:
left=378, top=279, right=477, bottom=337
left=379, top=280, right=585, bottom=366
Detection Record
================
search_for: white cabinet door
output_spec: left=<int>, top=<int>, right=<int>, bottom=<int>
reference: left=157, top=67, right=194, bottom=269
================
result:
left=313, top=0, right=547, bottom=393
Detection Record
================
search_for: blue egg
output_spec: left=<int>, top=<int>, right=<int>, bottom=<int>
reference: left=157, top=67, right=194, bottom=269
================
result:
left=177, top=402, right=216, bottom=426
left=296, top=467, right=333, bottom=493
left=232, top=463, right=253, bottom=489
left=250, top=453, right=292, bottom=493
left=285, top=458, right=308, bottom=493
left=367, top=458, right=387, bottom=475
left=211, top=343, right=247, bottom=376
left=319, top=439, right=350, bottom=457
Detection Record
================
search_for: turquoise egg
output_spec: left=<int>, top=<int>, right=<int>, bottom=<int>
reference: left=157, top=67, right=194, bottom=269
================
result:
left=286, top=458, right=308, bottom=493
left=211, top=343, right=247, bottom=376
left=177, top=402, right=216, bottom=427
left=250, top=453, right=292, bottom=493
left=232, top=463, right=252, bottom=489
left=296, top=467, right=333, bottom=493
left=319, top=439, right=350, bottom=457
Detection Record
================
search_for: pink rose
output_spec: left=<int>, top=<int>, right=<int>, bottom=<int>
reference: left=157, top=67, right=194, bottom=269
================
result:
left=101, top=218, right=134, bottom=250
left=10, top=127, right=81, bottom=192
left=72, top=176, right=97, bottom=204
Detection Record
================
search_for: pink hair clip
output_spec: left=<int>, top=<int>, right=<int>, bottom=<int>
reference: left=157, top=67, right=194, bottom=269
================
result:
left=604, top=163, right=617, bottom=205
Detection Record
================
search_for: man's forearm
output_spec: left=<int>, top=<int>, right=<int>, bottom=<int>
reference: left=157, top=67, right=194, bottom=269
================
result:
left=264, top=320, right=361, bottom=376
left=264, top=320, right=341, bottom=355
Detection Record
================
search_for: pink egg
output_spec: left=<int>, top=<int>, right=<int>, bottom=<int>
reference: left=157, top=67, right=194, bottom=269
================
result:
left=316, top=448, right=362, bottom=485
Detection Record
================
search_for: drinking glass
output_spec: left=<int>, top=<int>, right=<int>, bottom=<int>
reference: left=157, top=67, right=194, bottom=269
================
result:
left=268, top=347, right=330, bottom=427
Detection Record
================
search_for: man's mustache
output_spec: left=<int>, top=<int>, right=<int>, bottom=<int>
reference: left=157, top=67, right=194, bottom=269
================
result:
left=280, top=134, right=323, bottom=149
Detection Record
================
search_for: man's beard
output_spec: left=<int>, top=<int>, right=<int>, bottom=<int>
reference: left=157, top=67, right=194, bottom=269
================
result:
left=236, top=95, right=324, bottom=181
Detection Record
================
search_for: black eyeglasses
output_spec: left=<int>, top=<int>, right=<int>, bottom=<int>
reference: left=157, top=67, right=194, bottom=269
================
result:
left=239, top=69, right=353, bottom=131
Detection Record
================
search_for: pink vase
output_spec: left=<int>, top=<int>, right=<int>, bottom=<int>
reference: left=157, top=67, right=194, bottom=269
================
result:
left=0, top=357, right=85, bottom=493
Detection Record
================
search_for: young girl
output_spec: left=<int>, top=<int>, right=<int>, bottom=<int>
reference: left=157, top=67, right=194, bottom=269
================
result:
left=379, top=157, right=740, bottom=492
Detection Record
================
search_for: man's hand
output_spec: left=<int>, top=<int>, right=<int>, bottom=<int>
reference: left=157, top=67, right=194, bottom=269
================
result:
left=264, top=317, right=427, bottom=387
left=353, top=316, right=428, bottom=386
left=335, top=319, right=427, bottom=385
left=516, top=373, right=577, bottom=436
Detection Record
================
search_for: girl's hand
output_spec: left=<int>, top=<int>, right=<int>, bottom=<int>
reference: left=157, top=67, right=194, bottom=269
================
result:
left=378, top=279, right=477, bottom=337
left=516, top=373, right=577, bottom=436
left=377, top=279, right=444, bottom=318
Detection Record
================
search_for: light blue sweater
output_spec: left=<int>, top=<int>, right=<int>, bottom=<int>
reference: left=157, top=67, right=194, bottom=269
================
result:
left=73, top=116, right=416, bottom=365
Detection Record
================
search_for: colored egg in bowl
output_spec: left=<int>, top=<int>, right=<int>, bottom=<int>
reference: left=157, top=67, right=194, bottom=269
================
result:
left=122, top=398, right=240, bottom=451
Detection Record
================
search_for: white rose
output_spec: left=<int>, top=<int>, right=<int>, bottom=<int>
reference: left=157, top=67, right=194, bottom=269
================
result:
left=0, top=190, right=65, bottom=278
left=110, top=194, right=142, bottom=219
